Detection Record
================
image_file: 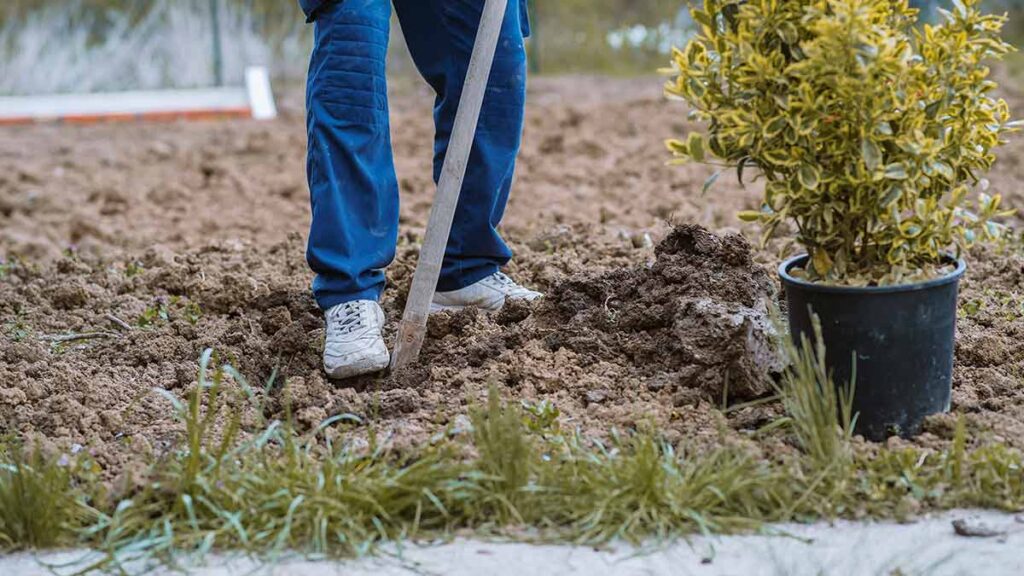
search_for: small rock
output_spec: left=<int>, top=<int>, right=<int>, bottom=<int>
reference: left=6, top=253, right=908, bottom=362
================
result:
left=496, top=298, right=532, bottom=326
left=631, top=232, right=654, bottom=249
left=672, top=387, right=705, bottom=408
left=379, top=389, right=421, bottom=417
left=450, top=414, right=473, bottom=436
left=527, top=225, right=573, bottom=252
left=0, top=388, right=28, bottom=406
left=952, top=518, right=1007, bottom=538
left=646, top=373, right=674, bottom=392
left=585, top=390, right=608, bottom=405
left=148, top=141, right=175, bottom=159
left=296, top=406, right=328, bottom=428
left=5, top=342, right=45, bottom=364
left=100, top=410, right=123, bottom=431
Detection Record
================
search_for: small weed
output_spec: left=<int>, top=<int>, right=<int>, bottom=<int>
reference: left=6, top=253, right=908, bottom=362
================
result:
left=124, top=261, right=144, bottom=278
left=959, top=289, right=1024, bottom=321
left=139, top=297, right=203, bottom=327
left=183, top=300, right=202, bottom=325
left=774, top=314, right=855, bottom=468
left=0, top=254, right=31, bottom=279
left=470, top=388, right=534, bottom=522
left=137, top=301, right=169, bottom=327
left=521, top=399, right=560, bottom=434
left=4, top=318, right=31, bottom=342
left=960, top=298, right=984, bottom=317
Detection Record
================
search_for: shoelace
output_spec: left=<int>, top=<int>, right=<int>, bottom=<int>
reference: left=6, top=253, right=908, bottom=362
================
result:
left=327, top=301, right=370, bottom=338
left=487, top=272, right=535, bottom=298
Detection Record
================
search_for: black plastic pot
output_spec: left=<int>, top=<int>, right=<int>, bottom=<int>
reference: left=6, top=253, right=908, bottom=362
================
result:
left=779, top=255, right=966, bottom=441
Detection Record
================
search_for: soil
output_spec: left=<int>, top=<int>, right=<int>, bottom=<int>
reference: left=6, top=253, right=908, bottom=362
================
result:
left=2, top=75, right=1024, bottom=474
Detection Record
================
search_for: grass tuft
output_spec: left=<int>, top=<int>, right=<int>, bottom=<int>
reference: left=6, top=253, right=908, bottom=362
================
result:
left=773, top=313, right=855, bottom=468
left=555, top=435, right=781, bottom=543
left=467, top=388, right=535, bottom=524
left=0, top=443, right=83, bottom=550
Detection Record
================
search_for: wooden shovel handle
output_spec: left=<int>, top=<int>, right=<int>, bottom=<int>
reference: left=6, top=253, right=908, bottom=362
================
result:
left=390, top=0, right=510, bottom=371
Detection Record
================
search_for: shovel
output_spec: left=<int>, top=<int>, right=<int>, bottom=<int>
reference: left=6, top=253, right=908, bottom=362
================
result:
left=390, top=0, right=510, bottom=371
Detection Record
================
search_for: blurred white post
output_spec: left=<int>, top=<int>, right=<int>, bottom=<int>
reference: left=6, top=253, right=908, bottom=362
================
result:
left=246, top=67, right=278, bottom=120
left=209, top=0, right=225, bottom=86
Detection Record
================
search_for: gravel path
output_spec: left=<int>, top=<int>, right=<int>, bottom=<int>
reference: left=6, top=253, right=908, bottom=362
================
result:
left=5, top=510, right=1023, bottom=576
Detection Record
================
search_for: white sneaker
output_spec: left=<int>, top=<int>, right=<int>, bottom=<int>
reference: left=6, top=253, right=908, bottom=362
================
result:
left=323, top=300, right=390, bottom=379
left=431, top=272, right=542, bottom=313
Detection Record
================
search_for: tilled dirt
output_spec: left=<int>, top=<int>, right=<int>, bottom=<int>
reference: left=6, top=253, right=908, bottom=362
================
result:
left=2, top=76, right=1024, bottom=472
left=0, top=222, right=779, bottom=469
left=948, top=244, right=1024, bottom=448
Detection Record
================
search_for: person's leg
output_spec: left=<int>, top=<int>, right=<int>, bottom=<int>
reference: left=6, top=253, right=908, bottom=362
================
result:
left=306, top=0, right=398, bottom=311
left=393, top=0, right=529, bottom=292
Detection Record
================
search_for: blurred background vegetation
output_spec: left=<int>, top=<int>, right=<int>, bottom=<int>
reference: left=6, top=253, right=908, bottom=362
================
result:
left=1, top=0, right=1022, bottom=95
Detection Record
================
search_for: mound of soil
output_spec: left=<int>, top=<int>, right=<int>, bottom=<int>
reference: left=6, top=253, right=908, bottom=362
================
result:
left=540, top=224, right=782, bottom=400
left=408, top=223, right=781, bottom=408
left=391, top=224, right=784, bottom=442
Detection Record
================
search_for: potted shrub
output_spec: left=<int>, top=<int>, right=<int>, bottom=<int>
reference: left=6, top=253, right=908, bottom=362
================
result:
left=664, top=0, right=1017, bottom=439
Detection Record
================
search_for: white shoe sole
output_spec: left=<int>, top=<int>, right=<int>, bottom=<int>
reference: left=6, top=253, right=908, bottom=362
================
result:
left=429, top=301, right=502, bottom=314
left=324, top=349, right=390, bottom=380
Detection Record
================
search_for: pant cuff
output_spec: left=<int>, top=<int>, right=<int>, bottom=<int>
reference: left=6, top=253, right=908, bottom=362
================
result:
left=436, top=264, right=500, bottom=293
left=315, top=286, right=383, bottom=311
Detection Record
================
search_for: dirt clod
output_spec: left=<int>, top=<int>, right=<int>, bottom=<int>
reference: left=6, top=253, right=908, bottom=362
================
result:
left=534, top=225, right=781, bottom=401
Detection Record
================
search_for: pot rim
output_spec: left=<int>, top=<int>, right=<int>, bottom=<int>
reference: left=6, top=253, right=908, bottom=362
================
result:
left=778, top=253, right=966, bottom=295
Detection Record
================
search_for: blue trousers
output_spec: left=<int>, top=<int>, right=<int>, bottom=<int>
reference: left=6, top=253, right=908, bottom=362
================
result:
left=305, top=0, right=530, bottom=310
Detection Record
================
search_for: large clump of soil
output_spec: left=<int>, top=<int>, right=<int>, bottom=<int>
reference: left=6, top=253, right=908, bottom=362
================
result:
left=540, top=224, right=782, bottom=400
